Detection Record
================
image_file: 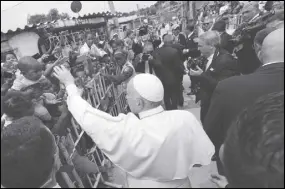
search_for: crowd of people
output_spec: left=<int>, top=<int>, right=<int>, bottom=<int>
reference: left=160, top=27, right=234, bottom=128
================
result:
left=1, top=1, right=284, bottom=188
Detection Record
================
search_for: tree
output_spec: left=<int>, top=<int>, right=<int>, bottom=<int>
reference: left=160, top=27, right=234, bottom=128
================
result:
left=28, top=14, right=47, bottom=25
left=60, top=13, right=70, bottom=20
left=27, top=8, right=71, bottom=25
left=149, top=5, right=157, bottom=15
left=47, top=8, right=60, bottom=21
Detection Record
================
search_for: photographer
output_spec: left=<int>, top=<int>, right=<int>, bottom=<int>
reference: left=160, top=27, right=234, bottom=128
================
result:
left=189, top=31, right=239, bottom=124
left=134, top=42, right=154, bottom=74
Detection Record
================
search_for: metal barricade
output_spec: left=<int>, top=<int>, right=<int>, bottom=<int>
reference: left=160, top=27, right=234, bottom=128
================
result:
left=57, top=66, right=126, bottom=188
left=227, top=14, right=243, bottom=30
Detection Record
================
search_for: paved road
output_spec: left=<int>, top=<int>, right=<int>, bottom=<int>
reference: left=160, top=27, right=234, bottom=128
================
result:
left=183, top=75, right=218, bottom=188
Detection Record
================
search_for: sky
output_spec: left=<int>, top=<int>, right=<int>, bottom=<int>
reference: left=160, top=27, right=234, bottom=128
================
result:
left=1, top=1, right=156, bottom=33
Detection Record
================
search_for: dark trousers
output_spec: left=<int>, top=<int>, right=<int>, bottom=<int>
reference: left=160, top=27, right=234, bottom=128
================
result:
left=190, top=75, right=198, bottom=91
left=216, top=155, right=225, bottom=176
left=149, top=62, right=154, bottom=74
left=164, top=86, right=179, bottom=110
left=136, top=61, right=153, bottom=74
left=200, top=99, right=210, bottom=125
left=178, top=75, right=184, bottom=106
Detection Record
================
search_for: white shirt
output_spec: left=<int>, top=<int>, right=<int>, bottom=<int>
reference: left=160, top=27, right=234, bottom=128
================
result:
left=53, top=184, right=61, bottom=188
left=1, top=114, right=12, bottom=128
left=262, top=61, right=283, bottom=67
left=249, top=13, right=260, bottom=23
left=66, top=84, right=215, bottom=188
left=80, top=43, right=105, bottom=57
left=10, top=72, right=46, bottom=91
left=206, top=53, right=215, bottom=71
left=188, top=32, right=194, bottom=39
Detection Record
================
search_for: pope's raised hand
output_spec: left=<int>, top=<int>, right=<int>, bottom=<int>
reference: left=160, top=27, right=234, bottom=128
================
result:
left=53, top=65, right=75, bottom=86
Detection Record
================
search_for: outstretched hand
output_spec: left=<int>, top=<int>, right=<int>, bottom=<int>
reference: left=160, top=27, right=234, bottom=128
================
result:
left=210, top=174, right=229, bottom=188
left=53, top=65, right=75, bottom=86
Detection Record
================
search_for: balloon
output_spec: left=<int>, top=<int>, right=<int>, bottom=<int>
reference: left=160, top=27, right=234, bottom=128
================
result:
left=71, top=1, right=82, bottom=13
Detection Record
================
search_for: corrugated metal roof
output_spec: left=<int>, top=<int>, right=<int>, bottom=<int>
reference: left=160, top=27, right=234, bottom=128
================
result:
left=1, top=12, right=120, bottom=34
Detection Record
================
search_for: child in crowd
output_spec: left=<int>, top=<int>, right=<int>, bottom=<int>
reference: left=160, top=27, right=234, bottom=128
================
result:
left=80, top=32, right=102, bottom=58
left=1, top=91, right=35, bottom=128
left=1, top=53, right=18, bottom=74
left=9, top=56, right=57, bottom=121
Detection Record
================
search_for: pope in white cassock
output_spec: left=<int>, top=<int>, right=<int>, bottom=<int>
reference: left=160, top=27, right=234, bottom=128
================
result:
left=53, top=65, right=215, bottom=188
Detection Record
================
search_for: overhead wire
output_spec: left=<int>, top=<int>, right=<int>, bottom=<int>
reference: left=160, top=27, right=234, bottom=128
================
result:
left=1, top=1, right=25, bottom=12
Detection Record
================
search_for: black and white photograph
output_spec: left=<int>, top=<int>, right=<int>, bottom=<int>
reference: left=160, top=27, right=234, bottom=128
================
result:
left=1, top=1, right=284, bottom=188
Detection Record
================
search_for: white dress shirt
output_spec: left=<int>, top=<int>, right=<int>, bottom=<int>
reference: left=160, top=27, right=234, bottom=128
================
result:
left=206, top=53, right=215, bottom=71
left=249, top=13, right=260, bottom=23
left=66, top=84, right=215, bottom=188
left=188, top=32, right=194, bottom=39
left=80, top=43, right=104, bottom=57
left=1, top=114, right=12, bottom=128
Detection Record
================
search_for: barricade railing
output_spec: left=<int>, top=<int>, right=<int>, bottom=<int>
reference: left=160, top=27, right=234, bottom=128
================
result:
left=57, top=65, right=126, bottom=188
left=227, top=14, right=243, bottom=30
left=47, top=29, right=107, bottom=49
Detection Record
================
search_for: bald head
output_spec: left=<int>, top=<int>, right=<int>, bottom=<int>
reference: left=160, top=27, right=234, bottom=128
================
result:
left=127, top=74, right=164, bottom=113
left=254, top=27, right=277, bottom=55
left=261, top=28, right=284, bottom=64
left=18, top=56, right=43, bottom=72
left=163, top=34, right=174, bottom=45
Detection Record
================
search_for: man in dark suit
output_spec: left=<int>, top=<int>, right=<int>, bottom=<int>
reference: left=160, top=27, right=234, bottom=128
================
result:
left=212, top=20, right=234, bottom=54
left=232, top=2, right=263, bottom=75
left=189, top=30, right=239, bottom=124
left=151, top=34, right=184, bottom=110
left=172, top=24, right=187, bottom=47
left=183, top=22, right=201, bottom=61
left=204, top=28, right=284, bottom=175
left=182, top=23, right=202, bottom=95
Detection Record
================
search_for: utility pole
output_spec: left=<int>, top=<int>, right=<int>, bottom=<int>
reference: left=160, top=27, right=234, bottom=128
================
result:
left=182, top=1, right=188, bottom=31
left=189, top=1, right=195, bottom=20
left=137, top=4, right=142, bottom=26
left=108, top=1, right=119, bottom=27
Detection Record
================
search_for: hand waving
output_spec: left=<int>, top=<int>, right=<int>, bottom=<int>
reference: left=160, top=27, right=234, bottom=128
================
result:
left=53, top=65, right=75, bottom=86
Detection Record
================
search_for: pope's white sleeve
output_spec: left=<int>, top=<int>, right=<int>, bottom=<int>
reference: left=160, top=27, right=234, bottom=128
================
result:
left=188, top=112, right=215, bottom=166
left=66, top=84, right=126, bottom=132
left=66, top=84, right=160, bottom=176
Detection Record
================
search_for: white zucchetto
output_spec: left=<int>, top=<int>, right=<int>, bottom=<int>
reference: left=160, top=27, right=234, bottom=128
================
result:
left=132, top=74, right=164, bottom=102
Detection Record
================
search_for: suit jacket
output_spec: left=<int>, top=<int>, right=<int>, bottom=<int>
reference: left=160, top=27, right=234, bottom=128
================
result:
left=234, top=17, right=265, bottom=74
left=152, top=45, right=184, bottom=88
left=177, top=33, right=187, bottom=47
left=204, top=63, right=284, bottom=151
left=220, top=32, right=234, bottom=54
left=184, top=32, right=201, bottom=59
left=194, top=48, right=240, bottom=105
left=132, top=42, right=143, bottom=57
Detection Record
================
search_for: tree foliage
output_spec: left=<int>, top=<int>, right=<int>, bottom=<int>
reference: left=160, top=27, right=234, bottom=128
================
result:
left=27, top=8, right=70, bottom=25
left=28, top=14, right=47, bottom=25
left=149, top=5, right=157, bottom=15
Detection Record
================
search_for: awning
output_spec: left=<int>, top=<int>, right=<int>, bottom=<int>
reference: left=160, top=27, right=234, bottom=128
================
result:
left=1, top=11, right=120, bottom=34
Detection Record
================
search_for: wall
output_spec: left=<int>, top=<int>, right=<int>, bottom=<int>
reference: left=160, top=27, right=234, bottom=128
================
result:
left=8, top=31, right=40, bottom=59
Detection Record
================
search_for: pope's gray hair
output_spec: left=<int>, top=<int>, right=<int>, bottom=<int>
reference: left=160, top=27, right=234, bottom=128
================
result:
left=199, top=30, right=221, bottom=47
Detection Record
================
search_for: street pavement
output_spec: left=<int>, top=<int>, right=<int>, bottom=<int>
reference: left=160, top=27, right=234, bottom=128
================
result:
left=182, top=75, right=218, bottom=188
